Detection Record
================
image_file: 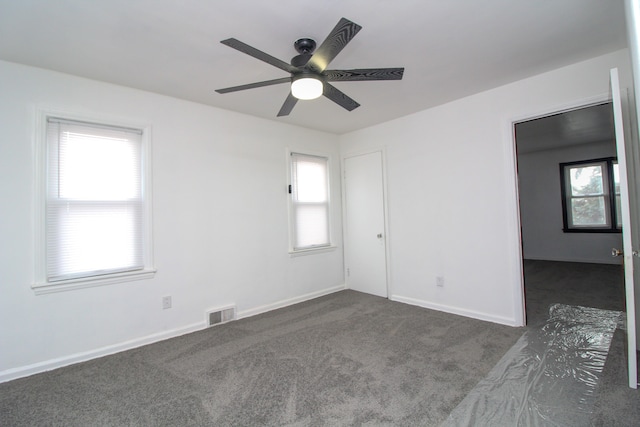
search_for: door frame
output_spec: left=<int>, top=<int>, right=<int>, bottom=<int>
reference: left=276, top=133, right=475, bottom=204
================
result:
left=341, top=147, right=392, bottom=298
left=506, top=93, right=614, bottom=328
left=507, top=90, right=640, bottom=388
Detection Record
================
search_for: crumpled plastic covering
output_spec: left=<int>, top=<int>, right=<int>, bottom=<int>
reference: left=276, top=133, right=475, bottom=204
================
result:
left=443, top=304, right=623, bottom=426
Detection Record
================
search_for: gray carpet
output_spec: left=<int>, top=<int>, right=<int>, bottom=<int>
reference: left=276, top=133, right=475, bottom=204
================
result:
left=0, top=291, right=523, bottom=426
left=523, top=259, right=626, bottom=326
left=0, top=260, right=639, bottom=426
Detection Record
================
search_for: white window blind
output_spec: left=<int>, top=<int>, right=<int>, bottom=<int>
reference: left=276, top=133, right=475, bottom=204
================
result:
left=46, top=118, right=145, bottom=282
left=290, top=153, right=330, bottom=250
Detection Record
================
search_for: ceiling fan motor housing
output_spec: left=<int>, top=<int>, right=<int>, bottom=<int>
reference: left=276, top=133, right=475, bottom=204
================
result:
left=291, top=54, right=313, bottom=68
left=294, top=38, right=316, bottom=54
left=291, top=38, right=316, bottom=69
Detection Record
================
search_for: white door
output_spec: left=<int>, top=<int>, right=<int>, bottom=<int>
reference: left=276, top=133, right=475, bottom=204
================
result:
left=343, top=151, right=388, bottom=298
left=610, top=67, right=639, bottom=389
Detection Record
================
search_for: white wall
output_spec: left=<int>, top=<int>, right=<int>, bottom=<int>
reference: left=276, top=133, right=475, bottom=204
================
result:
left=0, top=60, right=344, bottom=381
left=340, top=50, right=632, bottom=327
left=518, top=141, right=622, bottom=264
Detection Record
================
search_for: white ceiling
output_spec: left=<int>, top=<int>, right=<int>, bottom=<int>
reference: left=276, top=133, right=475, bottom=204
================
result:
left=0, top=0, right=628, bottom=134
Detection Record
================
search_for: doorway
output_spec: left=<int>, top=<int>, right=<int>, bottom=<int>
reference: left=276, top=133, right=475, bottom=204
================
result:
left=513, top=102, right=624, bottom=324
left=343, top=150, right=388, bottom=298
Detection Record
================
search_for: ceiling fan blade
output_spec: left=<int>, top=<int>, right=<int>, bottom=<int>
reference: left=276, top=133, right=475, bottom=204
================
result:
left=324, top=68, right=404, bottom=82
left=306, top=18, right=362, bottom=74
left=323, top=83, right=360, bottom=111
left=215, top=77, right=291, bottom=94
left=277, top=92, right=299, bottom=117
left=221, top=38, right=297, bottom=73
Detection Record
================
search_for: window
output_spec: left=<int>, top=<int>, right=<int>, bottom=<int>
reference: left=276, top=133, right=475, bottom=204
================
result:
left=289, top=152, right=331, bottom=251
left=560, top=157, right=620, bottom=232
left=34, top=115, right=154, bottom=292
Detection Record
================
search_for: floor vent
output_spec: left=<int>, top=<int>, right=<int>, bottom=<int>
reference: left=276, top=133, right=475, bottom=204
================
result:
left=206, top=306, right=236, bottom=327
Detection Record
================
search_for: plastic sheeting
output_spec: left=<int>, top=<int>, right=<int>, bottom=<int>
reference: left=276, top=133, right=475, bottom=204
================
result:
left=444, top=304, right=622, bottom=426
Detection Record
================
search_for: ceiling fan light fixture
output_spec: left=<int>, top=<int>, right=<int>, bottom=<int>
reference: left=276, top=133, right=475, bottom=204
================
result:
left=291, top=75, right=323, bottom=100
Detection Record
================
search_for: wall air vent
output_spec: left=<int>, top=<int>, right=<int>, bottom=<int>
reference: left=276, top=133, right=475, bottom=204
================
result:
left=206, top=305, right=236, bottom=327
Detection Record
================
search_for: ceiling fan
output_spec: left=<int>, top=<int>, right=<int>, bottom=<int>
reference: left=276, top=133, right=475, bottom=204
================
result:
left=215, top=17, right=404, bottom=117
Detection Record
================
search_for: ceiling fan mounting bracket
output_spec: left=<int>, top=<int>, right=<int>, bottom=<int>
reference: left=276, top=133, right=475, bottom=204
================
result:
left=294, top=38, right=316, bottom=55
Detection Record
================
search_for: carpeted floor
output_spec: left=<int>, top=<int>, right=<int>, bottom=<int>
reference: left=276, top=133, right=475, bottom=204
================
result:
left=523, top=259, right=626, bottom=326
left=0, top=291, right=524, bottom=426
left=0, top=260, right=638, bottom=426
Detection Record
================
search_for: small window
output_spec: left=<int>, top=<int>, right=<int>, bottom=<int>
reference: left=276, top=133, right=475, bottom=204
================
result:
left=34, top=115, right=154, bottom=292
left=289, top=152, right=331, bottom=251
left=560, top=157, right=620, bottom=232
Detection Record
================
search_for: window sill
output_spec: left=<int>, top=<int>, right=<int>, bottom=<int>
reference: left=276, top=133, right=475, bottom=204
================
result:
left=32, top=268, right=156, bottom=295
left=562, top=228, right=622, bottom=234
left=289, top=245, right=337, bottom=257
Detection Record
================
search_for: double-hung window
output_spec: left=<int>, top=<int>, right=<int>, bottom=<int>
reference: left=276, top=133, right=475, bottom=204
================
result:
left=34, top=115, right=154, bottom=292
left=289, top=152, right=331, bottom=251
left=560, top=157, right=620, bottom=232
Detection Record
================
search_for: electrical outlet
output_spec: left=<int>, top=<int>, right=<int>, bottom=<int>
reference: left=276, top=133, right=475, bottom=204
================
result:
left=162, top=295, right=172, bottom=309
left=436, top=276, right=445, bottom=288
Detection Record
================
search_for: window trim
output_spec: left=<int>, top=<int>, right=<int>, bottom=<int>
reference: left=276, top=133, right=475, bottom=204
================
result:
left=286, top=149, right=335, bottom=254
left=32, top=108, right=155, bottom=294
left=559, top=157, right=620, bottom=233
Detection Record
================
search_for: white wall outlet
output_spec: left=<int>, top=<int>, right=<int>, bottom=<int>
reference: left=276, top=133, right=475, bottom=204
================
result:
left=162, top=295, right=172, bottom=309
left=436, top=276, right=445, bottom=287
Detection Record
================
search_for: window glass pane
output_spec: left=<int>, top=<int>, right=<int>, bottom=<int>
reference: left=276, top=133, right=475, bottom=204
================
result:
left=59, top=131, right=140, bottom=200
left=45, top=118, right=146, bottom=283
left=616, top=195, right=622, bottom=228
left=47, top=203, right=143, bottom=280
left=560, top=158, right=618, bottom=232
left=294, top=204, right=329, bottom=249
left=290, top=152, right=330, bottom=250
left=569, top=165, right=603, bottom=196
left=293, top=160, right=327, bottom=203
left=571, top=197, right=606, bottom=226
left=613, top=163, right=620, bottom=195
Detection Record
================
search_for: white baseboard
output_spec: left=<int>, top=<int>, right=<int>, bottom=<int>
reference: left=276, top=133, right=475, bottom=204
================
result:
left=0, top=284, right=347, bottom=384
left=0, top=321, right=206, bottom=384
left=237, top=284, right=346, bottom=319
left=391, top=294, right=521, bottom=327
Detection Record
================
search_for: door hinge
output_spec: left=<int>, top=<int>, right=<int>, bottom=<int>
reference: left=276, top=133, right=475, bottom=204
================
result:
left=288, top=184, right=292, bottom=194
